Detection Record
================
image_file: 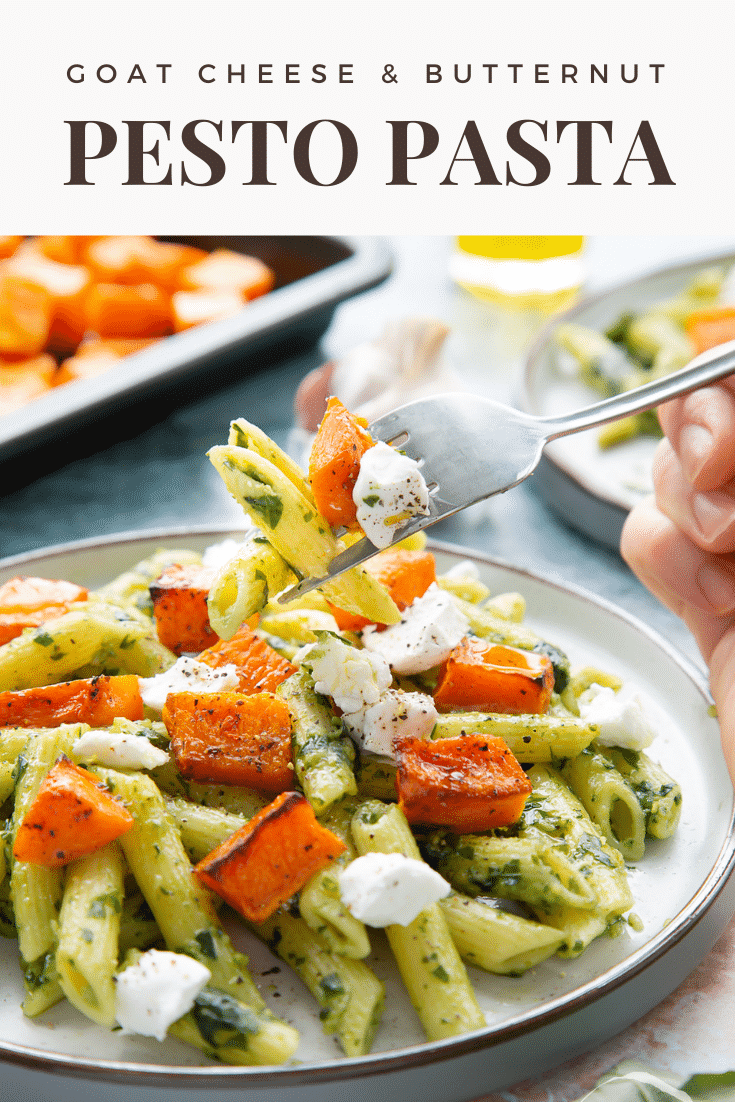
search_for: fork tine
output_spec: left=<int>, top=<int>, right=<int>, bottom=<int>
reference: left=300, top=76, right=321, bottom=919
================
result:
left=277, top=505, right=445, bottom=603
left=278, top=394, right=473, bottom=603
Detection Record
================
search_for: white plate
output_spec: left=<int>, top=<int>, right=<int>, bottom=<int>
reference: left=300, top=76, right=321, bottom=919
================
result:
left=0, top=528, right=733, bottom=1102
left=522, top=249, right=735, bottom=551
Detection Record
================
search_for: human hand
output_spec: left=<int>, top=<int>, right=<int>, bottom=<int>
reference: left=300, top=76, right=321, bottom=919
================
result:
left=620, top=381, right=735, bottom=784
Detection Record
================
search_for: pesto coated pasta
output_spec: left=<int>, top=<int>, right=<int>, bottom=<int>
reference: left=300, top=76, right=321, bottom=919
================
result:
left=0, top=410, right=685, bottom=1067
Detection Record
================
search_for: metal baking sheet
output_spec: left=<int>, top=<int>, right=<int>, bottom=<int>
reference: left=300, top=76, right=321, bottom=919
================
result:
left=0, top=235, right=392, bottom=489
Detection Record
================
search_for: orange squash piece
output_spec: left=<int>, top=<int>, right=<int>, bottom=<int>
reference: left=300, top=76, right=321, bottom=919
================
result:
left=198, top=621, right=296, bottom=693
left=0, top=674, right=143, bottom=729
left=0, top=273, right=52, bottom=356
left=0, top=574, right=88, bottom=645
left=0, top=355, right=58, bottom=415
left=150, top=563, right=218, bottom=655
left=84, top=282, right=172, bottom=339
left=433, top=639, right=554, bottom=715
left=163, top=690, right=293, bottom=791
left=685, top=306, right=735, bottom=355
left=86, top=236, right=208, bottom=291
left=4, top=247, right=92, bottom=353
left=194, top=790, right=347, bottom=922
left=13, top=755, right=134, bottom=866
left=172, top=289, right=243, bottom=331
left=328, top=548, right=437, bottom=631
left=0, top=236, right=24, bottom=260
left=394, top=733, right=532, bottom=831
left=31, top=236, right=102, bottom=265
left=308, top=396, right=375, bottom=530
left=55, top=338, right=160, bottom=385
left=178, top=249, right=275, bottom=301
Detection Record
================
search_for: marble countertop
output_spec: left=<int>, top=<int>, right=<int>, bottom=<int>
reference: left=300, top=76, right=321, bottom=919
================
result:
left=1, top=234, right=734, bottom=1096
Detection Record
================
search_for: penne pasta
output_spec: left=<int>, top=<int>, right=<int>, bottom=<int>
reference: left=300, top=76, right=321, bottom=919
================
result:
left=433, top=710, right=598, bottom=762
left=439, top=893, right=564, bottom=975
left=0, top=405, right=685, bottom=1063
left=56, top=841, right=125, bottom=1027
left=277, top=667, right=357, bottom=814
left=351, top=799, right=486, bottom=1041
left=561, top=745, right=647, bottom=861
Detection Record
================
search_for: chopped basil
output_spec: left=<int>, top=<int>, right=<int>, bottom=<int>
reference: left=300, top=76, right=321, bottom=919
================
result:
left=245, top=494, right=283, bottom=529
left=195, top=929, right=217, bottom=959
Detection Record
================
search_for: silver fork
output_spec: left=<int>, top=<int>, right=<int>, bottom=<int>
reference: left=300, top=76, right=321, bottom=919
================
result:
left=279, top=339, right=735, bottom=601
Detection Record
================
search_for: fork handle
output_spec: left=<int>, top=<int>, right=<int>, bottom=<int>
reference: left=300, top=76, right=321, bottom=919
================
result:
left=538, top=339, right=735, bottom=440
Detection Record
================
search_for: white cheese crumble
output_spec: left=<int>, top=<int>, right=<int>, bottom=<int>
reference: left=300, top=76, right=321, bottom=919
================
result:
left=577, top=683, right=658, bottom=750
left=201, top=537, right=250, bottom=570
left=115, top=949, right=211, bottom=1041
left=353, top=441, right=430, bottom=549
left=338, top=852, right=451, bottom=927
left=139, top=656, right=240, bottom=714
left=361, top=583, right=468, bottom=674
left=72, top=730, right=169, bottom=770
left=443, top=560, right=480, bottom=581
left=297, top=633, right=391, bottom=715
left=344, top=689, right=437, bottom=758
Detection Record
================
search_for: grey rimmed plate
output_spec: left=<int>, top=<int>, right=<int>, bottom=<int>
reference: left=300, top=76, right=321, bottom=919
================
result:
left=0, top=528, right=733, bottom=1102
left=522, top=249, right=735, bottom=551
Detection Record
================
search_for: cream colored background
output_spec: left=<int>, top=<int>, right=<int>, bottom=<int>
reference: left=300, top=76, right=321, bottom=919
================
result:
left=1, top=0, right=731, bottom=233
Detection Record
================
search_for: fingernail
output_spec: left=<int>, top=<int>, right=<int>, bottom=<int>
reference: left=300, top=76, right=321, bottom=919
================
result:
left=678, top=423, right=714, bottom=483
left=696, top=562, right=735, bottom=613
left=690, top=491, right=735, bottom=542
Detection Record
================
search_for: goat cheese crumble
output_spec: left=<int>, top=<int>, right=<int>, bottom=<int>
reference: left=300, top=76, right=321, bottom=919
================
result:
left=443, top=560, right=480, bottom=581
left=297, top=632, right=391, bottom=715
left=577, top=682, right=658, bottom=750
left=361, top=583, right=468, bottom=674
left=139, top=656, right=240, bottom=714
left=201, top=536, right=250, bottom=570
left=338, top=852, right=451, bottom=927
left=353, top=441, right=431, bottom=549
left=344, top=689, right=437, bottom=758
left=72, top=730, right=169, bottom=770
left=115, top=950, right=211, bottom=1041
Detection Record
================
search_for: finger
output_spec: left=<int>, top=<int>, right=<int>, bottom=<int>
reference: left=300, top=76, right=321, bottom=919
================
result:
left=294, top=363, right=334, bottom=432
left=657, top=379, right=735, bottom=490
left=707, top=626, right=735, bottom=786
left=653, top=439, right=735, bottom=554
left=621, top=496, right=735, bottom=622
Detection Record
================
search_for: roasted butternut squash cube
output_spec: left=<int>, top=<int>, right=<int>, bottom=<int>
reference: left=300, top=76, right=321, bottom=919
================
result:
left=395, top=733, right=532, bottom=831
left=194, top=790, right=346, bottom=922
left=328, top=548, right=436, bottom=631
left=308, top=396, right=374, bottom=530
left=433, top=638, right=554, bottom=715
left=0, top=573, right=87, bottom=644
left=0, top=273, right=52, bottom=356
left=0, top=236, right=24, bottom=259
left=0, top=355, right=58, bottom=415
left=13, top=754, right=134, bottom=866
left=55, top=337, right=160, bottom=385
left=0, top=674, right=144, bottom=729
left=31, top=236, right=102, bottom=265
left=5, top=246, right=92, bottom=352
left=198, top=621, right=296, bottom=693
left=172, top=289, right=244, bottom=331
left=685, top=305, right=735, bottom=355
left=86, top=236, right=208, bottom=290
left=163, top=690, right=293, bottom=791
left=150, top=562, right=218, bottom=655
left=85, top=282, right=172, bottom=339
left=178, top=249, right=274, bottom=300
